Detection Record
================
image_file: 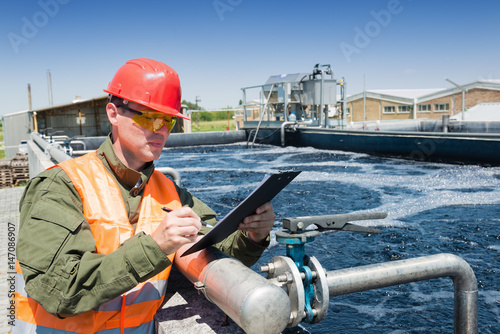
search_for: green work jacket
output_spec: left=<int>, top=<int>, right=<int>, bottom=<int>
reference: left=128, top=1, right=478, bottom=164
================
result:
left=16, top=135, right=269, bottom=316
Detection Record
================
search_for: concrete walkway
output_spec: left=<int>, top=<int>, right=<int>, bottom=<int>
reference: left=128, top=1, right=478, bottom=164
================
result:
left=0, top=186, right=25, bottom=334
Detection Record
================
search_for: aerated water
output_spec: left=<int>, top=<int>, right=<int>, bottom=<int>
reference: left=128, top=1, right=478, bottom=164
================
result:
left=158, top=143, right=499, bottom=333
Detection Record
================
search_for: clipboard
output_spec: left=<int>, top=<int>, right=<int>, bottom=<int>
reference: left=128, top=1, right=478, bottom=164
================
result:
left=181, top=170, right=301, bottom=257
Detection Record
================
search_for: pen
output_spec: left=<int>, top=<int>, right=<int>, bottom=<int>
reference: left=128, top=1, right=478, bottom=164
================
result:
left=162, top=207, right=214, bottom=228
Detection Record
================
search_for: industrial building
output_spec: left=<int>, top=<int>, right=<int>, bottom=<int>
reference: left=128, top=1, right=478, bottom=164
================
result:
left=345, top=80, right=500, bottom=123
left=2, top=96, right=109, bottom=159
left=2, top=96, right=189, bottom=159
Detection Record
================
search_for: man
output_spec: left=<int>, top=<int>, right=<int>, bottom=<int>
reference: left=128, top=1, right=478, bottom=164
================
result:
left=14, top=58, right=276, bottom=333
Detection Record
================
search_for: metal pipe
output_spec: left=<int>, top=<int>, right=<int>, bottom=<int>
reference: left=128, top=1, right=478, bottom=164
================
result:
left=281, top=121, right=296, bottom=147
left=47, top=70, right=53, bottom=106
left=281, top=120, right=314, bottom=146
left=284, top=82, right=289, bottom=122
left=342, top=77, right=346, bottom=129
left=155, top=167, right=181, bottom=187
left=28, top=83, right=39, bottom=133
left=445, top=78, right=465, bottom=121
left=242, top=88, right=247, bottom=122
left=320, top=71, right=324, bottom=128
left=442, top=115, right=450, bottom=133
left=326, top=253, right=477, bottom=334
left=28, top=83, right=32, bottom=110
left=67, top=140, right=87, bottom=151
left=174, top=245, right=292, bottom=334
left=31, top=132, right=70, bottom=163
left=462, top=88, right=465, bottom=121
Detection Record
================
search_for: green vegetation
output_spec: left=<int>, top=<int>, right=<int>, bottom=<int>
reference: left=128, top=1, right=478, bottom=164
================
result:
left=191, top=119, right=235, bottom=132
left=191, top=110, right=235, bottom=132
left=181, top=100, right=236, bottom=132
left=181, top=100, right=203, bottom=111
left=194, top=110, right=234, bottom=122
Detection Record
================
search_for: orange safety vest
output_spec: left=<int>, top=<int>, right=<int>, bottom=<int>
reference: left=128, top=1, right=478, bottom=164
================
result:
left=13, top=151, right=180, bottom=334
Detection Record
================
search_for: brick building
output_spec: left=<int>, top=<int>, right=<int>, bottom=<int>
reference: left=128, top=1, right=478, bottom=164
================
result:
left=345, top=80, right=500, bottom=123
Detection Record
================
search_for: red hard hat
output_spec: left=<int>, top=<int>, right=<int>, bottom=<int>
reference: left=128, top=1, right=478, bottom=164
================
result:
left=104, top=58, right=190, bottom=120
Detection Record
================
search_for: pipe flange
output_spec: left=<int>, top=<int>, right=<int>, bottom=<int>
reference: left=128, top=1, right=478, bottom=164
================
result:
left=265, top=255, right=305, bottom=327
left=306, top=256, right=329, bottom=323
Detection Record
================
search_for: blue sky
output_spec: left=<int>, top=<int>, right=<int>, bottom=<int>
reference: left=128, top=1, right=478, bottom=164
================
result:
left=1, top=0, right=499, bottom=116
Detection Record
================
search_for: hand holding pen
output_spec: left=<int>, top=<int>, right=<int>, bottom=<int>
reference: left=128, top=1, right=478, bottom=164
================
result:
left=162, top=207, right=214, bottom=228
left=151, top=206, right=204, bottom=255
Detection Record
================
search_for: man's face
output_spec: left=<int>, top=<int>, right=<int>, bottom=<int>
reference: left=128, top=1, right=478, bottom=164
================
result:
left=108, top=101, right=174, bottom=170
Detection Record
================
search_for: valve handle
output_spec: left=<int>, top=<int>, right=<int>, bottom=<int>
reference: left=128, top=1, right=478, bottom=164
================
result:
left=282, top=211, right=387, bottom=234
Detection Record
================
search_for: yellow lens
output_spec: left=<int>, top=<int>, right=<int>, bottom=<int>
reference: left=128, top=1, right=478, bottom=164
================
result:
left=132, top=111, right=176, bottom=132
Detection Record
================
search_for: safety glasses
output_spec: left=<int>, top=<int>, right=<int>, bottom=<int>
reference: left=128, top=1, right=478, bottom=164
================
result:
left=116, top=104, right=176, bottom=132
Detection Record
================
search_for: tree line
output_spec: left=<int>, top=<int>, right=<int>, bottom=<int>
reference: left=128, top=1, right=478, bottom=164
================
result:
left=182, top=100, right=235, bottom=121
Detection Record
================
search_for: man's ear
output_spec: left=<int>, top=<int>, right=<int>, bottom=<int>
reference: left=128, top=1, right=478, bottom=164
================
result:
left=106, top=103, right=119, bottom=127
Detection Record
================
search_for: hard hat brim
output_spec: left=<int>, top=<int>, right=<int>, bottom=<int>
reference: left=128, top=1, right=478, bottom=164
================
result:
left=104, top=90, right=191, bottom=120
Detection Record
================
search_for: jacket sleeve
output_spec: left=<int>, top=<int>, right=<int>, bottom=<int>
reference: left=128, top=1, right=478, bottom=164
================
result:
left=175, top=185, right=270, bottom=267
left=16, top=167, right=170, bottom=317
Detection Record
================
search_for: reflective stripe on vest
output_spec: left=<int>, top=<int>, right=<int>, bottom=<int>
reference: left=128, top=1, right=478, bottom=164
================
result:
left=13, top=151, right=180, bottom=334
left=14, top=318, right=155, bottom=334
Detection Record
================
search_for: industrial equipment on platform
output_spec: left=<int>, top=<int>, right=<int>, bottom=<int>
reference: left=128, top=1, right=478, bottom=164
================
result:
left=241, top=64, right=347, bottom=128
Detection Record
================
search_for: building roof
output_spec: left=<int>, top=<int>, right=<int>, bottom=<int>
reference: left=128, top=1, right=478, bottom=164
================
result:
left=4, top=95, right=110, bottom=118
left=2, top=109, right=31, bottom=118
left=346, top=80, right=500, bottom=105
left=450, top=103, right=500, bottom=121
left=368, top=88, right=443, bottom=99
left=417, top=80, right=500, bottom=102
left=346, top=90, right=416, bottom=104
left=35, top=95, right=109, bottom=113
left=481, top=79, right=500, bottom=84
left=265, top=73, right=310, bottom=85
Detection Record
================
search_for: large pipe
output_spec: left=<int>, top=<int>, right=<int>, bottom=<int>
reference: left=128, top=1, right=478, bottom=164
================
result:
left=280, top=121, right=297, bottom=147
left=326, top=253, right=477, bottom=334
left=174, top=245, right=292, bottom=334
left=31, top=132, right=70, bottom=163
left=165, top=130, right=246, bottom=148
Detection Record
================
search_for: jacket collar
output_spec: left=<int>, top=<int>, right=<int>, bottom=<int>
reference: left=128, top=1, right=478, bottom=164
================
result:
left=97, top=134, right=155, bottom=191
